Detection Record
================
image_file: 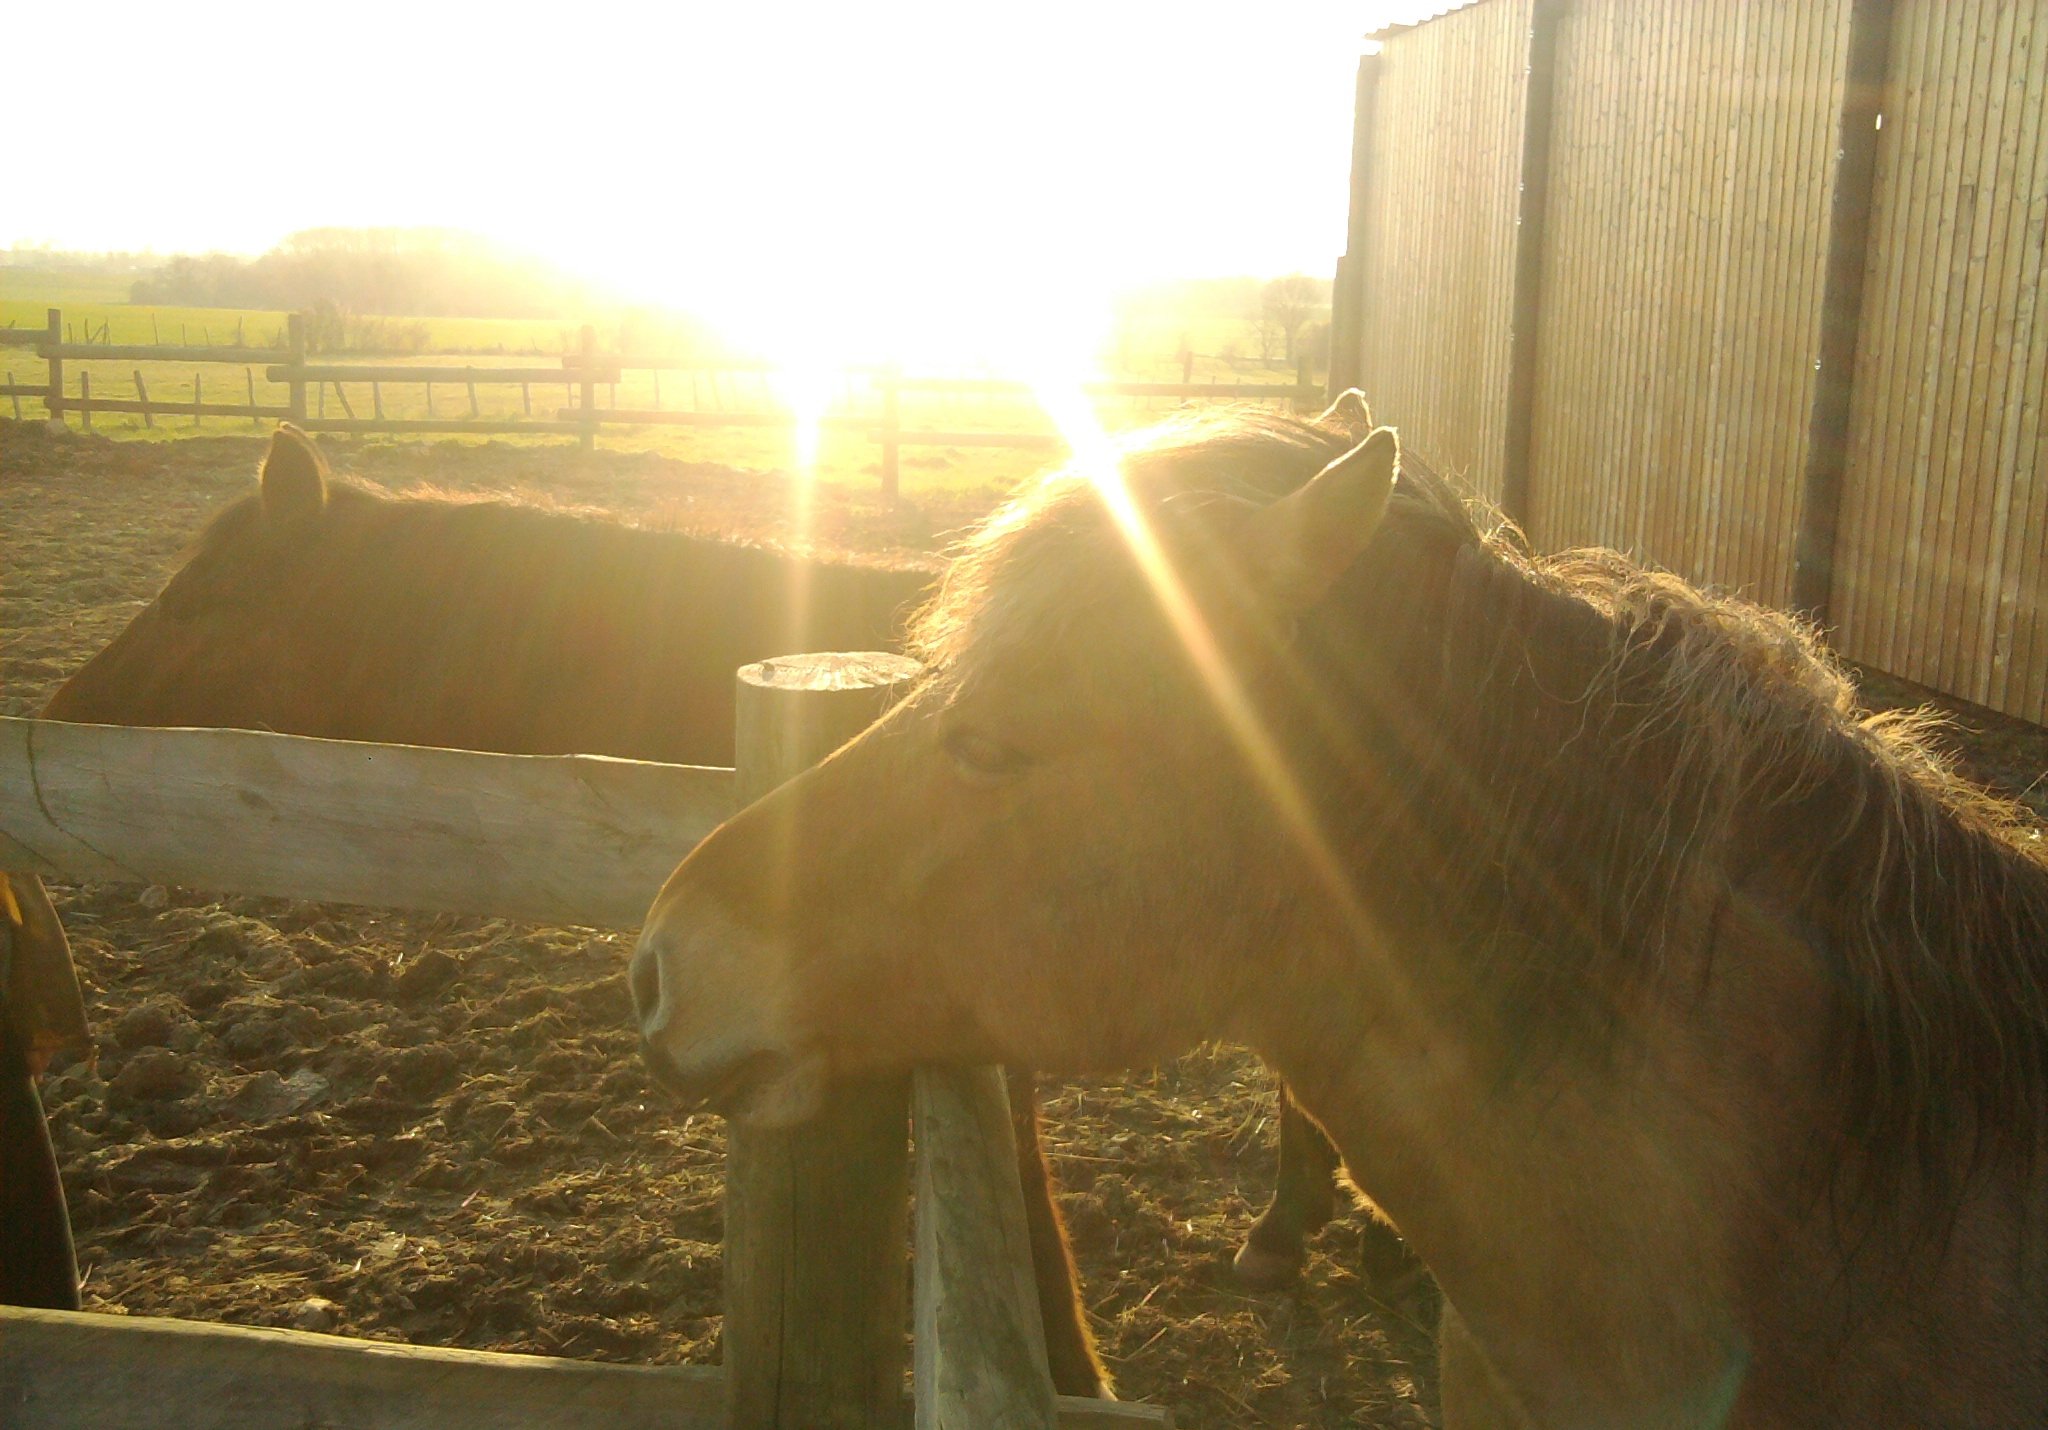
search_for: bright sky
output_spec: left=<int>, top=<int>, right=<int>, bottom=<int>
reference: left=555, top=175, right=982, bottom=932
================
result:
left=13, top=1, right=1433, bottom=363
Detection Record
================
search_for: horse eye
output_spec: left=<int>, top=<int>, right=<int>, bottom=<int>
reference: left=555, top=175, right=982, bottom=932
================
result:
left=943, top=727, right=1034, bottom=781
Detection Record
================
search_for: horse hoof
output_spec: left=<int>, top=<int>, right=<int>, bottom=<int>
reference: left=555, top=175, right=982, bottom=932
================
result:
left=1231, top=1240, right=1305, bottom=1291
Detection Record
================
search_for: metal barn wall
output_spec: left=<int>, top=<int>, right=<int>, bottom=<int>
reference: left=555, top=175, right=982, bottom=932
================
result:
left=1352, top=0, right=1533, bottom=503
left=1354, top=0, right=2048, bottom=724
left=1525, top=0, right=1851, bottom=611
left=1832, top=0, right=2048, bottom=719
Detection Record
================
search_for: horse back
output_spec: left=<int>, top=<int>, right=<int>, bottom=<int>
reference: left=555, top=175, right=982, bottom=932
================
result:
left=44, top=482, right=935, bottom=768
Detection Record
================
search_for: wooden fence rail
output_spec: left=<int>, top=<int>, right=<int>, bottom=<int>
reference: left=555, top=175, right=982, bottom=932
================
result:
left=14, top=307, right=1319, bottom=498
left=0, top=717, right=733, bottom=929
left=0, top=663, right=1173, bottom=1428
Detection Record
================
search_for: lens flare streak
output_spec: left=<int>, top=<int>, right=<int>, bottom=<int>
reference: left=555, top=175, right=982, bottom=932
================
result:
left=1028, top=380, right=1369, bottom=930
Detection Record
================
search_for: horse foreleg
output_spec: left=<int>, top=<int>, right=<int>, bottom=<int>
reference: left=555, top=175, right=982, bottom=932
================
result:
left=1004, top=1066, right=1114, bottom=1399
left=1232, top=1082, right=1341, bottom=1290
left=1438, top=1301, right=1535, bottom=1429
left=0, top=989, right=80, bottom=1310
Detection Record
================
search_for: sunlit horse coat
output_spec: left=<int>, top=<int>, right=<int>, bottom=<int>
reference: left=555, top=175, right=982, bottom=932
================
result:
left=633, top=402, right=2048, bottom=1426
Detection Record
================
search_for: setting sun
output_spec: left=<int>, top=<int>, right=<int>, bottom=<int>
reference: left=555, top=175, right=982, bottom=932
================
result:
left=12, top=1, right=1416, bottom=367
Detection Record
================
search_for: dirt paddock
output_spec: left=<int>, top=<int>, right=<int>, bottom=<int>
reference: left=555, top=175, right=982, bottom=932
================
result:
left=5, top=423, right=2044, bottom=1428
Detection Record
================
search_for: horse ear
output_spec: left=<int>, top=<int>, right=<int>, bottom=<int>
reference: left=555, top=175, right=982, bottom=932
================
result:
left=1313, top=388, right=1373, bottom=435
left=1242, top=426, right=1399, bottom=613
left=261, top=423, right=327, bottom=521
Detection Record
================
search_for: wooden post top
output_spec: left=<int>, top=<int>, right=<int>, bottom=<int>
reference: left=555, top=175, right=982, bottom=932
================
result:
left=733, top=651, right=923, bottom=811
left=738, top=651, right=922, bottom=694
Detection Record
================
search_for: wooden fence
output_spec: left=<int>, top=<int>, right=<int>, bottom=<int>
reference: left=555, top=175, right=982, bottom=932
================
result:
left=1339, top=0, right=2048, bottom=724
left=0, top=655, right=1173, bottom=1429
left=1, top=307, right=1319, bottom=501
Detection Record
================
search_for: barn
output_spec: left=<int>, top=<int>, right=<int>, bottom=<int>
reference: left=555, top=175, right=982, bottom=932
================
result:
left=1330, top=0, right=2048, bottom=721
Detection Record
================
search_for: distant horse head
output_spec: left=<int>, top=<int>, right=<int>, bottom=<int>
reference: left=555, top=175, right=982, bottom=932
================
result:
left=634, top=398, right=2048, bottom=1423
left=45, top=425, right=339, bottom=733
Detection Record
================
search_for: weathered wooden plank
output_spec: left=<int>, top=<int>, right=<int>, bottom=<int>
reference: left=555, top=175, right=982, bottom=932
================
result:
left=1351, top=0, right=1528, bottom=505
left=271, top=364, right=622, bottom=385
left=38, top=343, right=279, bottom=364
left=1498, top=0, right=1566, bottom=525
left=295, top=417, right=590, bottom=435
left=1791, top=0, right=1890, bottom=618
left=31, top=396, right=292, bottom=420
left=722, top=653, right=922, bottom=1430
left=913, top=1066, right=1059, bottom=1430
left=0, top=1306, right=726, bottom=1430
left=0, top=718, right=732, bottom=929
left=0, top=1305, right=1167, bottom=1430
left=887, top=430, right=1064, bottom=450
left=892, top=379, right=1316, bottom=400
left=1049, top=1402, right=1171, bottom=1429
left=556, top=407, right=802, bottom=427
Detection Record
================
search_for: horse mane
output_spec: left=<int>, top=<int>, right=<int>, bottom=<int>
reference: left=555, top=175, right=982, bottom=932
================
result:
left=914, top=407, right=2048, bottom=1209
left=1439, top=525, right=2048, bottom=1204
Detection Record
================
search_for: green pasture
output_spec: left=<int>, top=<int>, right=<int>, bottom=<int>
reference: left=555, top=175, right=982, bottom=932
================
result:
left=0, top=270, right=580, bottom=355
left=0, top=268, right=134, bottom=306
left=2, top=275, right=1315, bottom=495
left=7, top=354, right=1302, bottom=495
left=0, top=301, right=572, bottom=357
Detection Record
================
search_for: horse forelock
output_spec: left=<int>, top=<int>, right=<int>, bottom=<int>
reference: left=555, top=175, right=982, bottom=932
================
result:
left=909, top=407, right=1411, bottom=693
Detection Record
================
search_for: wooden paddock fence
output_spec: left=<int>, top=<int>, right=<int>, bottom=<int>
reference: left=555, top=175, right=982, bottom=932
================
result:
left=1332, top=0, right=2048, bottom=725
left=0, top=307, right=1319, bottom=501
left=0, top=653, right=1172, bottom=1430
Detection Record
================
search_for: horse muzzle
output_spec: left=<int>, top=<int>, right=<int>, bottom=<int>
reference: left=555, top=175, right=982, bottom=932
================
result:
left=629, top=907, right=829, bottom=1128
left=638, top=1036, right=821, bottom=1124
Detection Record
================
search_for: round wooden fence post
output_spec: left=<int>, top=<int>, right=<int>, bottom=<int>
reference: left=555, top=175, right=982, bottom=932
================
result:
left=286, top=313, right=307, bottom=424
left=44, top=309, right=63, bottom=426
left=724, top=651, right=923, bottom=1430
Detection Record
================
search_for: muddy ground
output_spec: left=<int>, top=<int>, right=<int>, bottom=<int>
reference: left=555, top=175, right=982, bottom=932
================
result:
left=5, top=422, right=2045, bottom=1428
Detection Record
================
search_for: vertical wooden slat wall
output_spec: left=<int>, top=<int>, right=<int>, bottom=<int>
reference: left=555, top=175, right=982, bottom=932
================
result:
left=1833, top=0, right=2048, bottom=723
left=1360, top=0, right=2046, bottom=721
left=1519, top=0, right=1851, bottom=606
left=1353, top=0, right=1533, bottom=502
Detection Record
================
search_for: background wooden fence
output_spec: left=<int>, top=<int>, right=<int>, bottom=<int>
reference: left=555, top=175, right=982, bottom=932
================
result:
left=1, top=308, right=1319, bottom=502
left=1335, top=0, right=2048, bottom=724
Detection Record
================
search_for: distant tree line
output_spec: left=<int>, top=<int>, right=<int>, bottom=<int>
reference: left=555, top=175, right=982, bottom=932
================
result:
left=128, top=228, right=597, bottom=321
left=1111, top=273, right=1333, bottom=369
left=0, top=245, right=159, bottom=271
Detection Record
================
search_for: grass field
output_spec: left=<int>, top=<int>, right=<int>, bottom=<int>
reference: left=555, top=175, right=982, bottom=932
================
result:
left=2, top=274, right=1317, bottom=496
left=0, top=268, right=590, bottom=354
left=2, top=354, right=1310, bottom=494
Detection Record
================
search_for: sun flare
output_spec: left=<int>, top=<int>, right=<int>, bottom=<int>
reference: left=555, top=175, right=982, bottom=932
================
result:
left=12, top=1, right=1385, bottom=380
left=1037, top=389, right=1367, bottom=932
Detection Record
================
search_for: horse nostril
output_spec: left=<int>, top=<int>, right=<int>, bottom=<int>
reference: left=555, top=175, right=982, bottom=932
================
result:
left=639, top=1035, right=686, bottom=1094
left=629, top=943, right=662, bottom=1024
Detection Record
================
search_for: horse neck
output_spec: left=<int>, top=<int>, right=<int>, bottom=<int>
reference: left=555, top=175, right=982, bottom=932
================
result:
left=301, top=512, right=922, bottom=762
left=1274, top=542, right=2048, bottom=1419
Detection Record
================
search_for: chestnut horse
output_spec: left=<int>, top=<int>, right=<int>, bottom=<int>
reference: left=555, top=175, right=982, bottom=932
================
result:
left=22, top=425, right=1364, bottom=1386
left=633, top=402, right=2048, bottom=1425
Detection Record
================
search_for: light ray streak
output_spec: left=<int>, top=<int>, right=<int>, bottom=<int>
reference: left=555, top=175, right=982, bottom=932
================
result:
left=1028, top=379, right=1370, bottom=933
left=773, top=361, right=835, bottom=482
